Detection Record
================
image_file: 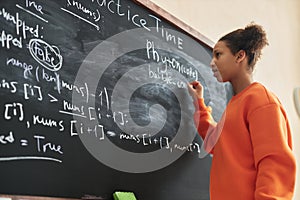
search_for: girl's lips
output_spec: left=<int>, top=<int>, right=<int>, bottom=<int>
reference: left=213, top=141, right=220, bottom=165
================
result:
left=213, top=72, right=218, bottom=77
left=212, top=68, right=219, bottom=78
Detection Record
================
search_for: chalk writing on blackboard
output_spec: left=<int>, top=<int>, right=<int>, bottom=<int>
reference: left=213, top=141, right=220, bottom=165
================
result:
left=68, top=26, right=216, bottom=173
left=0, top=0, right=227, bottom=198
left=0, top=21, right=218, bottom=168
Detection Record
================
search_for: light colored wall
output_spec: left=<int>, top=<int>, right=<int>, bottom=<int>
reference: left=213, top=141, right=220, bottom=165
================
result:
left=150, top=0, right=300, bottom=199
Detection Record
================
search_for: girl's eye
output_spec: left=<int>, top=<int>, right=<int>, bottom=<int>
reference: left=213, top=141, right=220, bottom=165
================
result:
left=215, top=52, right=220, bottom=58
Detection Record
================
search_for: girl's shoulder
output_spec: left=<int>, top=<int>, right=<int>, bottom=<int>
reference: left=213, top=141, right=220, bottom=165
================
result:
left=229, top=82, right=282, bottom=113
left=246, top=82, right=281, bottom=105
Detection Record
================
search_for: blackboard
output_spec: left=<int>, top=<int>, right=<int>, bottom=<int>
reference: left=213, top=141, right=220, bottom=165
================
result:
left=0, top=0, right=230, bottom=199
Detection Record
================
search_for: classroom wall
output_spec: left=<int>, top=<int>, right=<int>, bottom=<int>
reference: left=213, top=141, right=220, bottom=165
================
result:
left=150, top=0, right=300, bottom=199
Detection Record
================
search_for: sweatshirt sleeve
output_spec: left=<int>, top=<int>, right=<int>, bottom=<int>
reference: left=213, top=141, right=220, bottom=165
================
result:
left=193, top=98, right=216, bottom=139
left=248, top=103, right=296, bottom=200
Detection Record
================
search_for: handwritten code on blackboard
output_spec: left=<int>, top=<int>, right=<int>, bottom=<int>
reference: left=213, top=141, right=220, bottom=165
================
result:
left=0, top=1, right=229, bottom=200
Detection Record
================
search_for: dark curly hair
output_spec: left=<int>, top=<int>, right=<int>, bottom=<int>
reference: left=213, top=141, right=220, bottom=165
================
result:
left=219, top=23, right=269, bottom=71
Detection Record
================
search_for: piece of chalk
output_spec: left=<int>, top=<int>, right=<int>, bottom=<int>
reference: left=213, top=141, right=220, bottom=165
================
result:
left=113, top=191, right=137, bottom=200
left=192, top=82, right=199, bottom=89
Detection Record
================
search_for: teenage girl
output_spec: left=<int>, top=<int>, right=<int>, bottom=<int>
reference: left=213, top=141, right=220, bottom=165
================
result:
left=188, top=23, right=296, bottom=200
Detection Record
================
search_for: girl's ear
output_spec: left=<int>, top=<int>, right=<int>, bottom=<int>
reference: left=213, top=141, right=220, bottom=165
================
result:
left=236, top=50, right=246, bottom=63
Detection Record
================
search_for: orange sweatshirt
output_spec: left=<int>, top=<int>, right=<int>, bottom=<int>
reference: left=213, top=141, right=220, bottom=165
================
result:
left=194, top=82, right=296, bottom=200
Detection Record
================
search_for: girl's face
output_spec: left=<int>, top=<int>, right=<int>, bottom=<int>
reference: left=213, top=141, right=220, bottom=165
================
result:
left=210, top=41, right=239, bottom=83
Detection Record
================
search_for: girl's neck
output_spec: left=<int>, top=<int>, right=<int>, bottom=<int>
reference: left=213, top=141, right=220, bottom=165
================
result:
left=230, top=75, right=253, bottom=95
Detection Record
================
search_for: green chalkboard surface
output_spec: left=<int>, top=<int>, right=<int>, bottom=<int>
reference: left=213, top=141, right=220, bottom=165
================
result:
left=0, top=0, right=230, bottom=199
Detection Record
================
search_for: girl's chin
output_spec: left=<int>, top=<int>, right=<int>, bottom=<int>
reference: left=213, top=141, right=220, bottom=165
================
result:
left=214, top=75, right=224, bottom=82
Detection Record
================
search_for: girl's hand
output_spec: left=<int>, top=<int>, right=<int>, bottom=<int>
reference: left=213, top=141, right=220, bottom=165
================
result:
left=188, top=81, right=204, bottom=101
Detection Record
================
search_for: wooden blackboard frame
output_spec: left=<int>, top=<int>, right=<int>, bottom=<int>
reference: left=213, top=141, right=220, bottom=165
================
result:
left=0, top=195, right=80, bottom=200
left=134, top=0, right=215, bottom=49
